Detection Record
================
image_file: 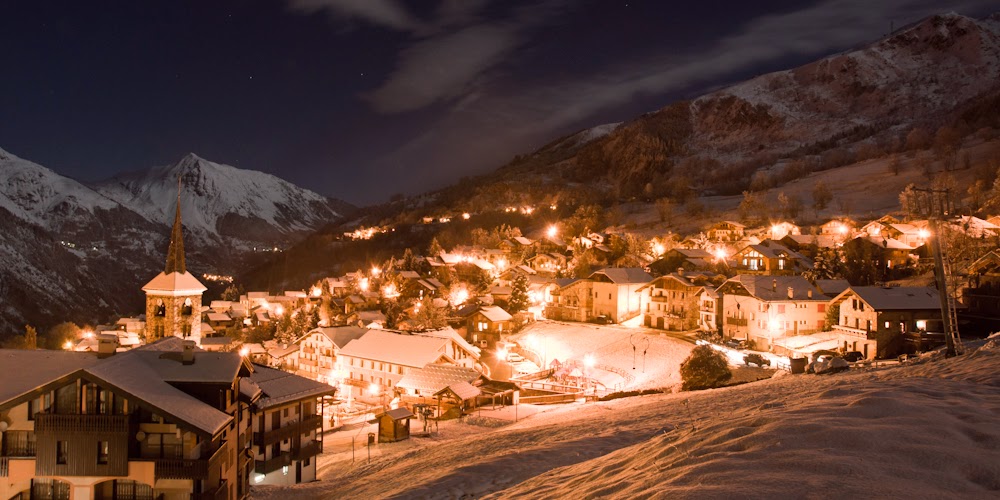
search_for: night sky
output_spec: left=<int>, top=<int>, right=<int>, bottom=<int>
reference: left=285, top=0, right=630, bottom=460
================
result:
left=1, top=0, right=995, bottom=205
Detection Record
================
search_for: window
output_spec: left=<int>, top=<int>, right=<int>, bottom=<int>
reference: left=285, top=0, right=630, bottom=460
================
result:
left=818, top=304, right=826, bottom=313
left=283, top=408, right=289, bottom=418
left=27, top=399, right=35, bottom=420
left=98, top=441, right=109, bottom=464
left=57, top=441, right=68, bottom=464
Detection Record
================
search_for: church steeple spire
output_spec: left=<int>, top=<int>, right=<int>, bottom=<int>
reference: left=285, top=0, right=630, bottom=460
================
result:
left=164, top=178, right=186, bottom=274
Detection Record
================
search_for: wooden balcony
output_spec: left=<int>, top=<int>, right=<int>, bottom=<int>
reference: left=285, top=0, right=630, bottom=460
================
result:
left=255, top=451, right=292, bottom=475
left=725, top=317, right=748, bottom=327
left=35, top=414, right=128, bottom=434
left=255, top=413, right=322, bottom=447
left=301, top=346, right=316, bottom=354
left=298, top=357, right=317, bottom=367
left=293, top=441, right=322, bottom=461
left=153, top=442, right=227, bottom=480
left=0, top=457, right=7, bottom=477
left=650, top=295, right=669, bottom=302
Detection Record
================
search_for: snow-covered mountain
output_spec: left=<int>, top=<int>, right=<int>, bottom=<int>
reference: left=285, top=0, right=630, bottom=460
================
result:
left=0, top=148, right=351, bottom=338
left=95, top=153, right=351, bottom=247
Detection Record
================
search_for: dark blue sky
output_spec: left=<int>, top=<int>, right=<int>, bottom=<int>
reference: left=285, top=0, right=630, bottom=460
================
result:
left=1, top=0, right=995, bottom=205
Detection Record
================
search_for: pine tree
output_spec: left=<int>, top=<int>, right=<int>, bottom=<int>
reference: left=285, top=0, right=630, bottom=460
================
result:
left=428, top=237, right=444, bottom=256
left=23, top=325, right=37, bottom=350
left=508, top=274, right=530, bottom=313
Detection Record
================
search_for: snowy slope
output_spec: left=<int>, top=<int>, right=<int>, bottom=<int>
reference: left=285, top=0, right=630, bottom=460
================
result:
left=0, top=147, right=121, bottom=231
left=252, top=340, right=1000, bottom=499
left=95, top=153, right=347, bottom=244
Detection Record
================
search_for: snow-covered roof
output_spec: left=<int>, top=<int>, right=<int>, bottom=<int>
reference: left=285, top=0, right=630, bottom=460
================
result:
left=142, top=271, right=207, bottom=294
left=396, top=364, right=481, bottom=394
left=307, top=326, right=370, bottom=349
left=477, top=305, right=513, bottom=322
left=590, top=268, right=653, bottom=285
left=722, top=275, right=824, bottom=301
left=249, top=364, right=336, bottom=410
left=435, top=381, right=481, bottom=401
left=339, top=330, right=451, bottom=368
left=837, top=286, right=941, bottom=311
left=814, top=279, right=851, bottom=297
left=207, top=312, right=232, bottom=322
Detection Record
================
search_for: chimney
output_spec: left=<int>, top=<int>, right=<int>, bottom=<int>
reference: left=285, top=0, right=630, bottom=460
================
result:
left=807, top=289, right=813, bottom=299
left=97, top=334, right=118, bottom=359
left=677, top=267, right=684, bottom=277
left=787, top=287, right=794, bottom=299
left=772, top=279, right=777, bottom=292
left=182, top=340, right=196, bottom=365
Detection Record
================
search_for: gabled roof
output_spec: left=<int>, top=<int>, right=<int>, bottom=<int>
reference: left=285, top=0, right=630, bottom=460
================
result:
left=513, top=236, right=534, bottom=246
left=435, top=381, right=481, bottom=401
left=637, top=273, right=704, bottom=292
left=249, top=364, right=337, bottom=410
left=721, top=275, right=824, bottom=301
left=834, top=286, right=941, bottom=311
left=396, top=364, right=481, bottom=394
left=814, top=279, right=851, bottom=297
left=306, top=326, right=370, bottom=349
left=338, top=330, right=451, bottom=368
left=590, top=267, right=652, bottom=285
left=399, top=270, right=421, bottom=280
left=0, top=350, right=103, bottom=409
left=476, top=305, right=513, bottom=322
left=849, top=235, right=912, bottom=250
left=383, top=407, right=415, bottom=420
left=670, top=248, right=712, bottom=258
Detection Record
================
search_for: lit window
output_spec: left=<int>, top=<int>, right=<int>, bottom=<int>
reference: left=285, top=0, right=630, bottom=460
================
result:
left=97, top=441, right=109, bottom=465
left=283, top=465, right=289, bottom=475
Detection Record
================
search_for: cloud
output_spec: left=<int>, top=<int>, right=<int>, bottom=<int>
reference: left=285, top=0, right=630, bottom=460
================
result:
left=287, top=0, right=422, bottom=32
left=365, top=1, right=574, bottom=113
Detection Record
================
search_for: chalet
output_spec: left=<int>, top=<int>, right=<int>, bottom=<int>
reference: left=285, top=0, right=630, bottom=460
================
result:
left=820, top=218, right=856, bottom=237
left=779, top=234, right=839, bottom=254
left=527, top=253, right=568, bottom=276
left=377, top=408, right=414, bottom=443
left=637, top=273, right=706, bottom=331
left=706, top=221, right=746, bottom=242
left=717, top=275, right=828, bottom=351
left=768, top=221, right=801, bottom=240
left=246, top=364, right=336, bottom=485
left=829, top=286, right=943, bottom=360
left=962, top=250, right=1000, bottom=331
left=336, top=329, right=480, bottom=398
left=461, top=305, right=513, bottom=348
left=293, top=326, right=370, bottom=383
left=732, top=241, right=812, bottom=275
left=698, top=287, right=719, bottom=333
left=861, top=221, right=927, bottom=248
left=0, top=339, right=252, bottom=500
left=842, top=235, right=915, bottom=273
left=545, top=268, right=652, bottom=323
left=648, top=248, right=715, bottom=275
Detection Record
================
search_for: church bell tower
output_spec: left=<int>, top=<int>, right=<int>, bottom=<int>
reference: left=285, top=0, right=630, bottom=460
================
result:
left=142, top=189, right=207, bottom=344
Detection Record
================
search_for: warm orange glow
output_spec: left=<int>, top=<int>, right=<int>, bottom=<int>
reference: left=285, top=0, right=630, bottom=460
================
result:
left=547, top=225, right=558, bottom=238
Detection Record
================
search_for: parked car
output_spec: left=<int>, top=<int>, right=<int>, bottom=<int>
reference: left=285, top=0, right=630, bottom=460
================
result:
left=842, top=351, right=864, bottom=362
left=589, top=315, right=613, bottom=325
left=724, top=339, right=747, bottom=350
left=506, top=352, right=525, bottom=363
left=743, top=353, right=771, bottom=367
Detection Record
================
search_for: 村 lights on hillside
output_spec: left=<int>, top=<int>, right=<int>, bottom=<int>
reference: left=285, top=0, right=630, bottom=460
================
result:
left=462, top=213, right=471, bottom=220
left=371, top=266, right=381, bottom=276
left=547, top=225, right=558, bottom=239
left=450, top=288, right=469, bottom=306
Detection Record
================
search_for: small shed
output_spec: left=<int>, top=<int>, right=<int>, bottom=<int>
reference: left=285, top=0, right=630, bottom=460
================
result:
left=434, top=381, right=482, bottom=417
left=378, top=408, right=415, bottom=443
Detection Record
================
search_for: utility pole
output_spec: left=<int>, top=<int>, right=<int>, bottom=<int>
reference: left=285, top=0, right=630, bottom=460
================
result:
left=909, top=187, right=960, bottom=357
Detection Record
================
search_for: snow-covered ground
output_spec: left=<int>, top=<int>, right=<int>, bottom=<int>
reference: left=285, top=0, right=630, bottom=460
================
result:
left=252, top=338, right=1000, bottom=499
left=508, top=321, right=696, bottom=391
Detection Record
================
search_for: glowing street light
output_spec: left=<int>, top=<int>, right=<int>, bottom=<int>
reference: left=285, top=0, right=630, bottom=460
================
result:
left=652, top=243, right=665, bottom=256
left=83, top=331, right=94, bottom=339
left=383, top=283, right=400, bottom=299
left=583, top=354, right=596, bottom=368
left=310, top=286, right=322, bottom=297
left=547, top=225, right=558, bottom=239
left=371, top=266, right=381, bottom=276
left=358, top=277, right=370, bottom=292
left=239, top=346, right=250, bottom=357
left=714, top=248, right=728, bottom=261
left=367, top=383, right=380, bottom=396
left=64, top=341, right=74, bottom=350
left=497, top=347, right=508, bottom=361
left=274, top=305, right=285, bottom=316
left=918, top=228, right=930, bottom=239
left=462, top=212, right=471, bottom=220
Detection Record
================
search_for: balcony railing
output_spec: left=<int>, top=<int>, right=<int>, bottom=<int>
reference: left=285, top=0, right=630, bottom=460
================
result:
left=725, top=317, right=748, bottom=327
left=0, top=457, right=7, bottom=477
left=153, top=442, right=227, bottom=480
left=293, top=441, right=322, bottom=461
left=650, top=295, right=669, bottom=302
left=256, top=413, right=321, bottom=447
left=301, top=347, right=316, bottom=354
left=298, top=358, right=317, bottom=367
left=35, top=414, right=129, bottom=433
left=255, top=452, right=292, bottom=475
